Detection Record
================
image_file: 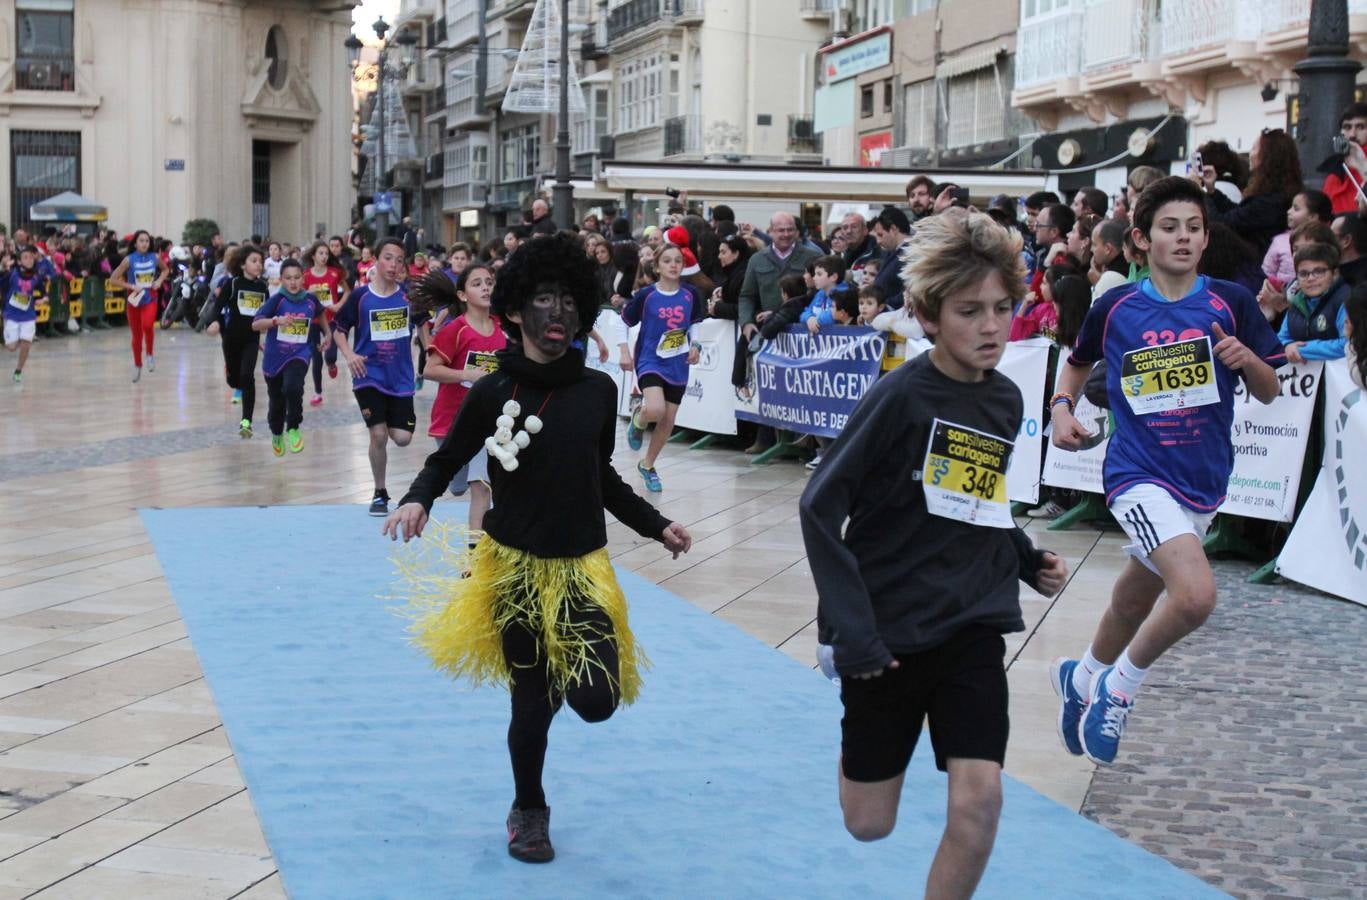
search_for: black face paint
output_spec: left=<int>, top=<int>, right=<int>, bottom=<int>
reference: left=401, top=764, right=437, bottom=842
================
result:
left=521, top=289, right=581, bottom=359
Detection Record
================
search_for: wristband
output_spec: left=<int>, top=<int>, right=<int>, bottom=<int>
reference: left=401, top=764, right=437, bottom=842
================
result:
left=1049, top=392, right=1075, bottom=412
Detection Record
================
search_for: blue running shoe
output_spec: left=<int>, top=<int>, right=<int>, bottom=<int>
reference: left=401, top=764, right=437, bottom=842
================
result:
left=638, top=462, right=662, bottom=493
left=626, top=411, right=645, bottom=451
left=1080, top=667, right=1134, bottom=766
left=1049, top=657, right=1087, bottom=757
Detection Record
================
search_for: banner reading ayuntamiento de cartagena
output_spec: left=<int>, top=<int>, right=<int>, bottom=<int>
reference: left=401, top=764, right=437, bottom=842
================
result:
left=736, top=326, right=886, bottom=440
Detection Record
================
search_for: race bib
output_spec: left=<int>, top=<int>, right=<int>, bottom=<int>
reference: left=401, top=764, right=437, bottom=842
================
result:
left=134, top=271, right=154, bottom=287
left=278, top=316, right=309, bottom=344
left=1120, top=336, right=1218, bottom=415
left=920, top=418, right=1014, bottom=528
left=465, top=350, right=500, bottom=373
left=369, top=307, right=410, bottom=341
left=237, top=290, right=265, bottom=316
left=656, top=327, right=688, bottom=358
left=127, top=289, right=147, bottom=307
left=8, top=293, right=30, bottom=311
left=311, top=284, right=332, bottom=304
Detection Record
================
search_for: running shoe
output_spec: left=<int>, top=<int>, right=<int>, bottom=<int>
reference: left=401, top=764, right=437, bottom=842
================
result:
left=805, top=454, right=823, bottom=471
left=132, top=366, right=142, bottom=383
left=626, top=411, right=645, bottom=451
left=146, top=355, right=155, bottom=373
left=11, top=370, right=21, bottom=384
left=271, top=434, right=285, bottom=457
left=287, top=428, right=304, bottom=453
left=239, top=419, right=253, bottom=439
left=368, top=494, right=389, bottom=517
left=309, top=394, right=324, bottom=406
left=328, top=363, right=338, bottom=379
left=1049, top=657, right=1087, bottom=757
left=638, top=462, right=662, bottom=493
left=232, top=389, right=242, bottom=404
left=1028, top=500, right=1068, bottom=519
left=506, top=805, right=554, bottom=864
left=1080, top=667, right=1134, bottom=766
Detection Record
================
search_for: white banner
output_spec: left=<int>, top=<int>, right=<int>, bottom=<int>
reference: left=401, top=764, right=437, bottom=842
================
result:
left=1277, top=359, right=1367, bottom=606
left=675, top=318, right=739, bottom=436
left=1221, top=362, right=1322, bottom=522
left=585, top=308, right=632, bottom=414
left=1041, top=356, right=1110, bottom=494
left=902, top=338, right=1049, bottom=506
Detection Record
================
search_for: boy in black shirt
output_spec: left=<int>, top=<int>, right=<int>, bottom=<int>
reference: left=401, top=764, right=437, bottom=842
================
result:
left=800, top=210, right=1067, bottom=898
left=384, top=235, right=692, bottom=865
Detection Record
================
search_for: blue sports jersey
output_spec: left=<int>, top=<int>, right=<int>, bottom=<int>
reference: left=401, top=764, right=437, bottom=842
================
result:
left=621, top=283, right=701, bottom=386
left=256, top=290, right=321, bottom=377
left=126, top=252, right=158, bottom=307
left=1, top=268, right=44, bottom=323
left=332, top=284, right=414, bottom=396
left=1069, top=276, right=1285, bottom=512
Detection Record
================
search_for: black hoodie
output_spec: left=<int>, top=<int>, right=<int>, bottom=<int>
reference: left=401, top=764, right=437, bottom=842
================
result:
left=401, top=347, right=670, bottom=557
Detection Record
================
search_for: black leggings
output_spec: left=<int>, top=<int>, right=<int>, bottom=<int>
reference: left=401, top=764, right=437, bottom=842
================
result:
left=309, top=323, right=339, bottom=393
left=266, top=361, right=307, bottom=435
left=222, top=333, right=259, bottom=421
left=504, top=597, right=620, bottom=810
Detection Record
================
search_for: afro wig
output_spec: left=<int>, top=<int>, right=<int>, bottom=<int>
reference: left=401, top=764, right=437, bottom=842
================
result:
left=491, top=233, right=598, bottom=343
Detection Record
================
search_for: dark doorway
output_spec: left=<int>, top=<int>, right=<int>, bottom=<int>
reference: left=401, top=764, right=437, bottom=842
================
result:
left=252, top=140, right=271, bottom=236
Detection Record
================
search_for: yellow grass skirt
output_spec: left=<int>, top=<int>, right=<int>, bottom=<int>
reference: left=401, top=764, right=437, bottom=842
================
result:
left=394, top=523, right=647, bottom=705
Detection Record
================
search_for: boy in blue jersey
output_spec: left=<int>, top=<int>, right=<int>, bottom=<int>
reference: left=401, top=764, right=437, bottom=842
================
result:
left=1049, top=177, right=1285, bottom=765
left=2, top=246, right=48, bottom=383
left=332, top=238, right=417, bottom=516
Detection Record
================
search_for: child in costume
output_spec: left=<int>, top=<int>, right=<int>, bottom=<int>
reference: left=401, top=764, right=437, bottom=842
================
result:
left=384, top=234, right=693, bottom=864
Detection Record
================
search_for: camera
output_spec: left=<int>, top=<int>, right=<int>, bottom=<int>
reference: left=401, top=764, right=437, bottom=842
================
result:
left=664, top=187, right=681, bottom=199
left=1333, top=134, right=1352, bottom=155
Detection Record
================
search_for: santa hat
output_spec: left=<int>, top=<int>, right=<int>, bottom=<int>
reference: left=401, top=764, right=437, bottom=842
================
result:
left=664, top=225, right=701, bottom=276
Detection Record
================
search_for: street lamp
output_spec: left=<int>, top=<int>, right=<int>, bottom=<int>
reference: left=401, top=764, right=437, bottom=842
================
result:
left=345, top=17, right=419, bottom=240
left=552, top=0, right=573, bottom=230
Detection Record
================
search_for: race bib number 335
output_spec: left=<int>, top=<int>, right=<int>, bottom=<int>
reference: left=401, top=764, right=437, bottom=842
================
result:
left=1120, top=336, right=1218, bottom=414
left=921, top=418, right=1014, bottom=528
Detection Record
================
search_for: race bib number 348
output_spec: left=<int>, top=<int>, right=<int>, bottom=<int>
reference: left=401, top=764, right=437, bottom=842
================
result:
left=920, top=419, right=1014, bottom=528
left=1120, top=336, right=1219, bottom=415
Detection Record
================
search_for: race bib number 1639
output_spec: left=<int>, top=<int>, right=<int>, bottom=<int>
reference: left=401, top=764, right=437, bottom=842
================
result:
left=1120, top=336, right=1219, bottom=415
left=920, top=418, right=1014, bottom=528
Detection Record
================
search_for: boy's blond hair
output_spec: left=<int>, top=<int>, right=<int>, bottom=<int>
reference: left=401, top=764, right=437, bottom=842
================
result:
left=901, top=209, right=1025, bottom=321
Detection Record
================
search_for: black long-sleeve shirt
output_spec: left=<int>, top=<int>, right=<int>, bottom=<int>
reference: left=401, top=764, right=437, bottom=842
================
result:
left=799, top=352, right=1046, bottom=675
left=400, top=348, right=671, bottom=558
left=211, top=276, right=269, bottom=341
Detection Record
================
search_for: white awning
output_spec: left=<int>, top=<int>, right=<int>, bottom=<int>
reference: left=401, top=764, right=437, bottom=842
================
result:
left=935, top=45, right=1006, bottom=80
left=537, top=176, right=618, bottom=201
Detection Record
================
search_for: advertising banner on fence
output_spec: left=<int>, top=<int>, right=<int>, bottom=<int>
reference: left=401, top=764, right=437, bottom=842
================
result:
left=1221, top=361, right=1322, bottom=522
left=586, top=309, right=632, bottom=415
left=1277, top=359, right=1367, bottom=606
left=994, top=338, right=1050, bottom=507
left=674, top=318, right=739, bottom=436
left=1041, top=358, right=1322, bottom=523
left=736, top=326, right=886, bottom=439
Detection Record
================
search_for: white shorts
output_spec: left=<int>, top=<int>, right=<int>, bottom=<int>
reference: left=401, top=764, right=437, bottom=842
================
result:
left=4, top=319, right=36, bottom=344
left=435, top=438, right=491, bottom=496
left=1109, top=483, right=1215, bottom=575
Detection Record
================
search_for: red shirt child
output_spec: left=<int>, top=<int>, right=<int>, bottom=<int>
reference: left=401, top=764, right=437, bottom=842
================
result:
left=427, top=314, right=507, bottom=439
left=302, top=266, right=346, bottom=322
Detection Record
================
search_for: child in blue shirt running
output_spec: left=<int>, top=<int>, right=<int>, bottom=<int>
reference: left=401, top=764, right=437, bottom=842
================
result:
left=1048, top=177, right=1285, bottom=766
left=621, top=244, right=702, bottom=492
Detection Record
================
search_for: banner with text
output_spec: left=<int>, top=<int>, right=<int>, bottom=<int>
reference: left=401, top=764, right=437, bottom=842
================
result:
left=736, top=326, right=886, bottom=439
left=994, top=339, right=1050, bottom=507
left=1277, top=359, right=1367, bottom=606
left=674, top=318, right=739, bottom=435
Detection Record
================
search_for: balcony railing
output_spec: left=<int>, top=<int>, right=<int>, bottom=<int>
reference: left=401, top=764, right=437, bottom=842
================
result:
left=443, top=183, right=487, bottom=211
left=787, top=115, right=822, bottom=154
left=1081, top=0, right=1158, bottom=71
left=607, top=0, right=704, bottom=43
left=1015, top=12, right=1083, bottom=90
left=15, top=55, right=74, bottom=92
left=663, top=114, right=702, bottom=157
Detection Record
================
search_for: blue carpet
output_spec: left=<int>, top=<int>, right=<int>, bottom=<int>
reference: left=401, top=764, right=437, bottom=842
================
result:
left=141, top=506, right=1224, bottom=900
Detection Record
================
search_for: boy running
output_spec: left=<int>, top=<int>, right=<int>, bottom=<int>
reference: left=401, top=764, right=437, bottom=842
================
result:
left=253, top=259, right=331, bottom=456
left=1049, top=176, right=1285, bottom=765
left=800, top=210, right=1067, bottom=898
left=2, top=246, right=48, bottom=384
left=332, top=238, right=416, bottom=515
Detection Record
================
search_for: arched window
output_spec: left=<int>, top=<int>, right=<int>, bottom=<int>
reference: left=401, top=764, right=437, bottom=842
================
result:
left=265, top=26, right=289, bottom=90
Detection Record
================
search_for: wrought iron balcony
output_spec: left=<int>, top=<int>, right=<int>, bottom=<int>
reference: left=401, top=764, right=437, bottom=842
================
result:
left=664, top=114, right=702, bottom=157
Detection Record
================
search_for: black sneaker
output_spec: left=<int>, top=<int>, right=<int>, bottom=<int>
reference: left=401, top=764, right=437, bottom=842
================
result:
left=506, top=805, right=554, bottom=863
left=368, top=494, right=389, bottom=517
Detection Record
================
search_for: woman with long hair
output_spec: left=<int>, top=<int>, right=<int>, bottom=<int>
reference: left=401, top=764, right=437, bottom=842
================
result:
left=302, top=241, right=349, bottom=406
left=108, top=230, right=167, bottom=382
left=1204, top=129, right=1303, bottom=255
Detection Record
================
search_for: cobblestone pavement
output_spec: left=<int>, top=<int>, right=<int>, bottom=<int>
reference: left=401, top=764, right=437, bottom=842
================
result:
left=1081, top=561, right=1367, bottom=899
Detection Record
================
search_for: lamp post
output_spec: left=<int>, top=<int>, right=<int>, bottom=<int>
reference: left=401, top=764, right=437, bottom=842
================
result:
left=551, top=0, right=573, bottom=230
left=1294, top=0, right=1362, bottom=189
left=345, top=18, right=418, bottom=240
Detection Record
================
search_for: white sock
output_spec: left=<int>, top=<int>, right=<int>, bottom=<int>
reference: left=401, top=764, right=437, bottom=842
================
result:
left=1072, top=646, right=1106, bottom=696
left=1108, top=650, right=1148, bottom=700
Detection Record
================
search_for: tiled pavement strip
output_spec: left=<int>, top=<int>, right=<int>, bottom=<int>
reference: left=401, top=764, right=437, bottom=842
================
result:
left=0, top=329, right=1362, bottom=897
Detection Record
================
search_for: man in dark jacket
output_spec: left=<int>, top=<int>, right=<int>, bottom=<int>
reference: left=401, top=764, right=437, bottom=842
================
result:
left=840, top=212, right=880, bottom=283
left=871, top=207, right=912, bottom=309
left=738, top=211, right=821, bottom=341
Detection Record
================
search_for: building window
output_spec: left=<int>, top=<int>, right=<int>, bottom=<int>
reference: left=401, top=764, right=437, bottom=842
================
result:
left=903, top=0, right=936, bottom=14
left=472, top=144, right=489, bottom=182
left=946, top=66, right=1006, bottom=148
left=500, top=124, right=539, bottom=181
left=615, top=52, right=663, bottom=133
left=902, top=79, right=934, bottom=148
left=883, top=80, right=893, bottom=113
left=15, top=0, right=74, bottom=92
left=265, top=26, right=289, bottom=91
left=10, top=130, right=80, bottom=230
left=860, top=84, right=874, bottom=118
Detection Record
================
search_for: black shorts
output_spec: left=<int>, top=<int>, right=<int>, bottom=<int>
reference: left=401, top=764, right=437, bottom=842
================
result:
left=839, top=625, right=1008, bottom=782
left=637, top=373, right=686, bottom=405
left=354, top=387, right=417, bottom=432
